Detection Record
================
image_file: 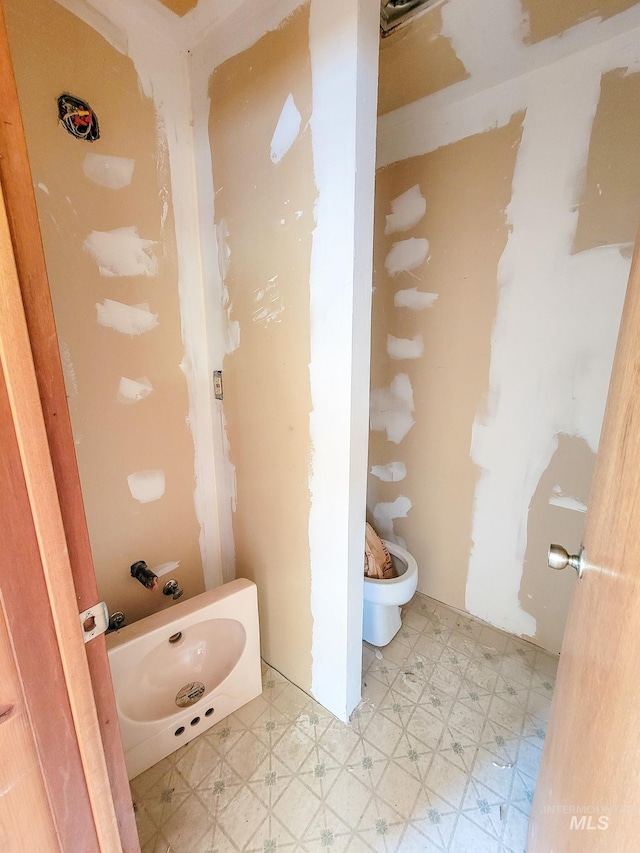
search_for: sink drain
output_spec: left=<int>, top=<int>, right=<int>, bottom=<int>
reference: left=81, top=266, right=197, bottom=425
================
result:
left=175, top=682, right=205, bottom=708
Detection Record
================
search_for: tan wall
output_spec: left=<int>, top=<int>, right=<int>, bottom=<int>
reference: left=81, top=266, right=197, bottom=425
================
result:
left=6, top=0, right=204, bottom=623
left=208, top=5, right=315, bottom=690
left=378, top=6, right=468, bottom=115
left=156, top=0, right=198, bottom=16
left=523, top=0, right=638, bottom=44
left=370, top=116, right=524, bottom=611
left=372, top=0, right=640, bottom=653
left=573, top=68, right=640, bottom=254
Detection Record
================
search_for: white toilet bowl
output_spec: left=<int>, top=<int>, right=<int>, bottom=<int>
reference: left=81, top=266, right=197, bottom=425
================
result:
left=363, top=540, right=418, bottom=647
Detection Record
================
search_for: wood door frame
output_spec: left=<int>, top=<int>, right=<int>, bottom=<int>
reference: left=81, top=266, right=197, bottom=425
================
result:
left=0, top=251, right=97, bottom=850
left=0, top=4, right=138, bottom=850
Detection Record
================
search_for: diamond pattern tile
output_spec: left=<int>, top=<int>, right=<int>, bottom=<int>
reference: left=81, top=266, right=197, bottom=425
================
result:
left=131, top=591, right=557, bottom=851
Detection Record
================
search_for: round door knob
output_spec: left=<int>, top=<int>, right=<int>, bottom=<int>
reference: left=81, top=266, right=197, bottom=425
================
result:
left=548, top=544, right=585, bottom=578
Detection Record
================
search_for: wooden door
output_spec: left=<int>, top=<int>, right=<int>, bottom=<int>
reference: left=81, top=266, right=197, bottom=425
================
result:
left=0, top=362, right=80, bottom=851
left=528, top=234, right=640, bottom=850
left=0, top=6, right=139, bottom=851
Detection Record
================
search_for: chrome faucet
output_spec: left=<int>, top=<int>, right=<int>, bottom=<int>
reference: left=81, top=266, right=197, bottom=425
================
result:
left=163, top=579, right=184, bottom=600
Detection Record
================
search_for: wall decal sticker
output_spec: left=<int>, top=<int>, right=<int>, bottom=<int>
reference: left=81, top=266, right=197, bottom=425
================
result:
left=57, top=94, right=100, bottom=141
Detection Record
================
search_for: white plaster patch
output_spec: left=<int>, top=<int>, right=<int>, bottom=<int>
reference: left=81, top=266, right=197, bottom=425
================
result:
left=151, top=561, right=180, bottom=577
left=222, top=284, right=240, bottom=352
left=96, top=299, right=159, bottom=335
left=37, top=182, right=50, bottom=194
left=370, top=373, right=415, bottom=444
left=84, top=227, right=157, bottom=277
left=216, top=219, right=240, bottom=352
left=270, top=93, right=302, bottom=164
left=253, top=275, right=284, bottom=325
left=373, top=495, right=412, bottom=541
left=385, top=184, right=426, bottom=234
left=549, top=495, right=587, bottom=513
left=216, top=219, right=231, bottom=279
left=549, top=486, right=587, bottom=512
left=117, top=375, right=153, bottom=404
left=384, top=237, right=429, bottom=277
left=394, top=288, right=439, bottom=310
left=387, top=333, right=424, bottom=360
left=370, top=461, right=407, bottom=482
left=127, top=469, right=166, bottom=504
left=58, top=340, right=78, bottom=397
left=83, top=153, right=135, bottom=189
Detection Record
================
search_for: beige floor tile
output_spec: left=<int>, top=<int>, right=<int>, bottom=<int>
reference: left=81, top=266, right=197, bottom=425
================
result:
left=131, top=592, right=558, bottom=852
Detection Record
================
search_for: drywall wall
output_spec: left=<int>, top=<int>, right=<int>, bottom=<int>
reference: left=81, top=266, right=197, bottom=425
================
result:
left=207, top=4, right=316, bottom=692
left=156, top=0, right=198, bottom=17
left=370, top=114, right=525, bottom=610
left=199, top=0, right=379, bottom=716
left=377, top=5, right=468, bottom=115
left=522, top=0, right=638, bottom=44
left=5, top=0, right=217, bottom=622
left=371, top=0, right=640, bottom=652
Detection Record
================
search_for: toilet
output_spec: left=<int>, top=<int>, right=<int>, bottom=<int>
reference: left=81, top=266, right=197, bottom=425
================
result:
left=363, top=540, right=418, bottom=646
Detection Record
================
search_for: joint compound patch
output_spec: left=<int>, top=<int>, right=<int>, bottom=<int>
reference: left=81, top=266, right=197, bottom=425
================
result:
left=253, top=275, right=284, bottom=325
left=117, top=376, right=153, bottom=404
left=370, top=374, right=415, bottom=444
left=83, top=227, right=157, bottom=277
left=58, top=340, right=78, bottom=398
left=83, top=153, right=135, bottom=189
left=394, top=288, right=439, bottom=310
left=384, top=237, right=429, bottom=277
left=127, top=469, right=166, bottom=504
left=385, top=184, right=426, bottom=234
left=549, top=486, right=587, bottom=513
left=96, top=299, right=159, bottom=335
left=387, top=334, right=424, bottom=360
left=370, top=462, right=407, bottom=482
left=151, top=561, right=180, bottom=577
left=216, top=219, right=231, bottom=280
left=270, top=93, right=302, bottom=164
left=373, top=496, right=412, bottom=541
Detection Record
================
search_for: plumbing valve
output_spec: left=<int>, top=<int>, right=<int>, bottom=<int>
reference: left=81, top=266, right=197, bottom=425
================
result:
left=163, top=579, right=184, bottom=600
left=130, top=560, right=158, bottom=590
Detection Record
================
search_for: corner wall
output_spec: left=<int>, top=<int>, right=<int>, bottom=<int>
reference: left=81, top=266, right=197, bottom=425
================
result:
left=207, top=4, right=316, bottom=691
left=5, top=0, right=220, bottom=623
left=192, top=0, right=379, bottom=716
left=371, top=0, right=640, bottom=653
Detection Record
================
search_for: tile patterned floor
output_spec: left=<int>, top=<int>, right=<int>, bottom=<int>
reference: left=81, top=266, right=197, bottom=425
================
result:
left=132, top=592, right=558, bottom=852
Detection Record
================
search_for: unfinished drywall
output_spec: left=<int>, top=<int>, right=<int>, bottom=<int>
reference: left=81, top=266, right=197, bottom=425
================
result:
left=523, top=0, right=638, bottom=44
left=369, top=115, right=524, bottom=610
left=208, top=4, right=316, bottom=691
left=573, top=68, right=640, bottom=253
left=193, top=0, right=378, bottom=716
left=156, top=0, right=198, bottom=17
left=6, top=0, right=206, bottom=622
left=377, top=5, right=468, bottom=115
left=373, top=0, right=640, bottom=652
